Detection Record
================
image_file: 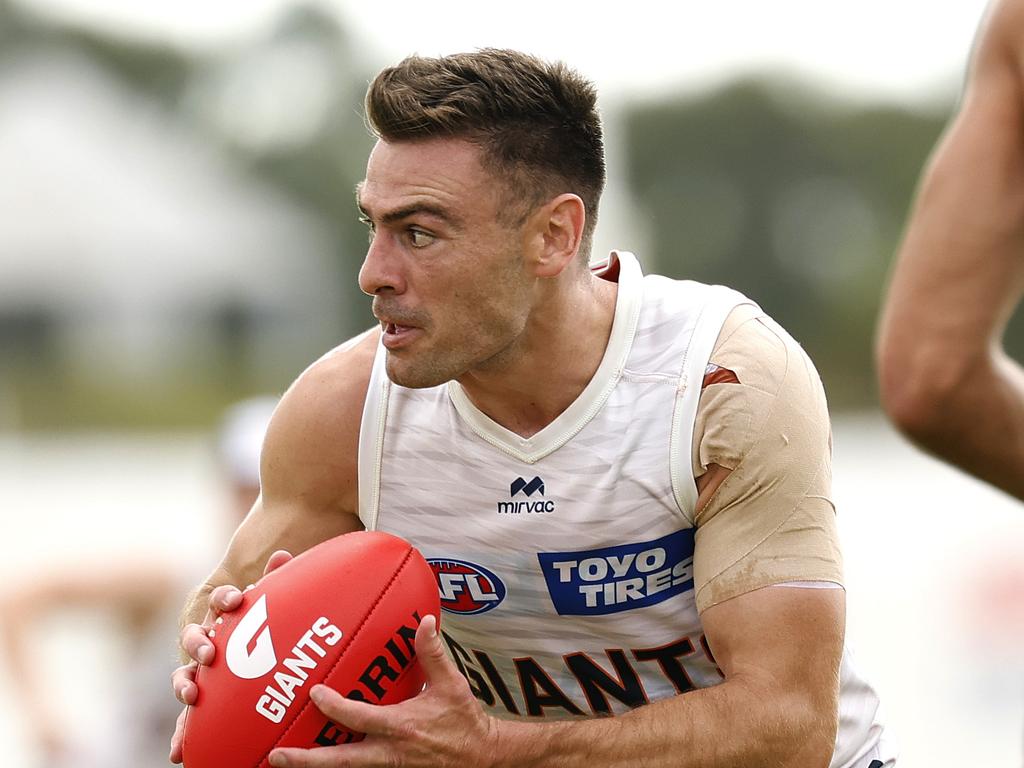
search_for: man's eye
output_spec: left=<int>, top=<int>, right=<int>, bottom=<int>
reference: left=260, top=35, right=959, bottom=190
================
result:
left=359, top=216, right=375, bottom=244
left=409, top=229, right=435, bottom=248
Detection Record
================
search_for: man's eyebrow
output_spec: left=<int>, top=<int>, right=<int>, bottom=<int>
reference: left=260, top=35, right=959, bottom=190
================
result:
left=384, top=203, right=458, bottom=225
left=354, top=184, right=461, bottom=227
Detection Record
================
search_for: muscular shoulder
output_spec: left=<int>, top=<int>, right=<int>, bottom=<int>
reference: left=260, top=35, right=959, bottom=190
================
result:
left=261, top=328, right=380, bottom=515
left=692, top=304, right=830, bottom=478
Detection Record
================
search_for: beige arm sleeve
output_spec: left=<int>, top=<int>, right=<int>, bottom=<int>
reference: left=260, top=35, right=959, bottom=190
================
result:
left=691, top=305, right=843, bottom=613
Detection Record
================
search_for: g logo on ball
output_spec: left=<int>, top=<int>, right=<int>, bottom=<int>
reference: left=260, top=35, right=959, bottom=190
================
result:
left=226, top=594, right=278, bottom=679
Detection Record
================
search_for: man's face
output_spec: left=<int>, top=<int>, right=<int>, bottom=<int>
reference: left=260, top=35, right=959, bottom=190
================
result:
left=357, top=137, right=535, bottom=388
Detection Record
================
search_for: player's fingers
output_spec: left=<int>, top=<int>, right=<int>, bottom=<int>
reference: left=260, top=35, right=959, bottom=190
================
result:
left=172, top=661, right=199, bottom=704
left=180, top=623, right=216, bottom=666
left=414, top=614, right=458, bottom=687
left=263, top=549, right=294, bottom=576
left=209, top=584, right=244, bottom=613
left=269, top=740, right=387, bottom=768
left=269, top=745, right=346, bottom=768
left=169, top=708, right=187, bottom=764
left=307, top=684, right=394, bottom=737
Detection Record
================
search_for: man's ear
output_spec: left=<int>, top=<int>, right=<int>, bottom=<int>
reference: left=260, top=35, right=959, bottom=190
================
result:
left=528, top=193, right=586, bottom=278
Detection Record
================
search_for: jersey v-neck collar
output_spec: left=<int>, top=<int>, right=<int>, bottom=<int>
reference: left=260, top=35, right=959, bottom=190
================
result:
left=446, top=251, right=644, bottom=465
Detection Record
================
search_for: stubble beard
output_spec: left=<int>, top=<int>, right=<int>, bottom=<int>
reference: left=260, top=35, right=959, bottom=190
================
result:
left=386, top=265, right=530, bottom=390
left=385, top=230, right=532, bottom=388
left=384, top=348, right=458, bottom=389
left=384, top=321, right=520, bottom=389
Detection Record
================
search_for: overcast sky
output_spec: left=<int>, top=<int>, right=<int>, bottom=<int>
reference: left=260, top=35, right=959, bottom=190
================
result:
left=17, top=0, right=993, bottom=102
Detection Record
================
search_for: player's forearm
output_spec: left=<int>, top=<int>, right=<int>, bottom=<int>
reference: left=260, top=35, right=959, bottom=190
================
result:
left=179, top=556, right=254, bottom=628
left=180, top=581, right=216, bottom=630
left=489, top=677, right=835, bottom=768
left=177, top=508, right=298, bottom=634
left=906, top=352, right=1024, bottom=500
left=880, top=320, right=1024, bottom=500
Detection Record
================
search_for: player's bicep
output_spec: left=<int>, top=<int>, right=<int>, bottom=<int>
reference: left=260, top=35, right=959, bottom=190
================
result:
left=206, top=330, right=377, bottom=592
left=701, top=586, right=844, bottom=754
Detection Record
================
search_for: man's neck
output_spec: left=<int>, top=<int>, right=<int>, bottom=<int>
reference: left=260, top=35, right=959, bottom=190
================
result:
left=455, top=275, right=619, bottom=438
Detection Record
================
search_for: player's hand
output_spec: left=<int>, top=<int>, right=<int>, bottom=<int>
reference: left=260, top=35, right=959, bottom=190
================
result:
left=267, top=614, right=498, bottom=768
left=169, top=550, right=294, bottom=764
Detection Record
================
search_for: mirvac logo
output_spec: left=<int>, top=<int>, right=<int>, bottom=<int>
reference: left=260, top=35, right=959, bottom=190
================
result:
left=538, top=530, right=696, bottom=616
left=497, top=476, right=556, bottom=514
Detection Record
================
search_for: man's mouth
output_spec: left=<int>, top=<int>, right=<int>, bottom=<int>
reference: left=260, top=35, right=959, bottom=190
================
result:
left=379, top=321, right=421, bottom=350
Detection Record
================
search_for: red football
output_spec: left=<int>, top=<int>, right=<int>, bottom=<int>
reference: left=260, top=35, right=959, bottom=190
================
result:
left=182, top=531, right=439, bottom=768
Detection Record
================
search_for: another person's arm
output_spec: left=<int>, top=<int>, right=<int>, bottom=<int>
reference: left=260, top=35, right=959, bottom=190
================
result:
left=878, top=0, right=1024, bottom=500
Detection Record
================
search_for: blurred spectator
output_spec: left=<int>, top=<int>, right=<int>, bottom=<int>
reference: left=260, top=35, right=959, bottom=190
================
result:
left=0, top=396, right=278, bottom=768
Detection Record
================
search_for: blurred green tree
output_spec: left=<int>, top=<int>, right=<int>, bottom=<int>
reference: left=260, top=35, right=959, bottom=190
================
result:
left=623, top=78, right=969, bottom=407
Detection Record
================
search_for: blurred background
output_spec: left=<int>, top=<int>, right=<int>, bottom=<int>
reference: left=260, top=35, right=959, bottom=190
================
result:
left=0, top=0, right=1021, bottom=765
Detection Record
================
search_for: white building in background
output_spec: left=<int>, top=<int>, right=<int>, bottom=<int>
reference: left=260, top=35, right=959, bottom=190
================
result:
left=0, top=48, right=342, bottom=393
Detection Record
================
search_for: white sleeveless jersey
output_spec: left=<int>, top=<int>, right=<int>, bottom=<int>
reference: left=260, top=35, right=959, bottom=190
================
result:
left=358, top=252, right=895, bottom=767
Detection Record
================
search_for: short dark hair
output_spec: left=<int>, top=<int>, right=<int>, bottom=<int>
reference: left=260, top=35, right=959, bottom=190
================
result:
left=365, top=48, right=606, bottom=258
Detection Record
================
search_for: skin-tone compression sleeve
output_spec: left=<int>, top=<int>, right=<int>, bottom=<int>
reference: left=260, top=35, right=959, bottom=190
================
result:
left=691, top=305, right=843, bottom=612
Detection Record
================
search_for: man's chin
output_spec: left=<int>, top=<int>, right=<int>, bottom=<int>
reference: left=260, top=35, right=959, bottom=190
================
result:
left=384, top=355, right=452, bottom=389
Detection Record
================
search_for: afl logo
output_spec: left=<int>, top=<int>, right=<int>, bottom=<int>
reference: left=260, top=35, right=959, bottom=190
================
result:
left=427, top=558, right=506, bottom=615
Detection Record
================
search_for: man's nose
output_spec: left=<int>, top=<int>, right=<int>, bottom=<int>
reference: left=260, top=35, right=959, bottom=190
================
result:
left=358, top=234, right=406, bottom=297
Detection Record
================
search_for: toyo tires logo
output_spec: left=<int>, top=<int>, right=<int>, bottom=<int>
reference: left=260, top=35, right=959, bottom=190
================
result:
left=537, top=529, right=696, bottom=616
left=427, top=558, right=506, bottom=615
